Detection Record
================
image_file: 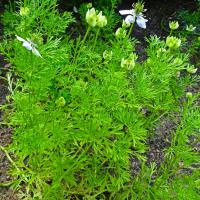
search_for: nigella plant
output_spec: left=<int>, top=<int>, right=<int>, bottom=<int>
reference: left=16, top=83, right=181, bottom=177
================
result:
left=119, top=1, right=148, bottom=37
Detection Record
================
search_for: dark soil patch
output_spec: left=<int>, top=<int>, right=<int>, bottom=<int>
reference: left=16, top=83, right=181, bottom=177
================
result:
left=146, top=116, right=178, bottom=167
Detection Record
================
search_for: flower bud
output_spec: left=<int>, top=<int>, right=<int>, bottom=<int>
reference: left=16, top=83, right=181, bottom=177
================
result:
left=186, top=65, right=197, bottom=74
left=186, top=92, right=193, bottom=99
left=176, top=71, right=180, bottom=78
left=20, top=7, right=30, bottom=16
left=56, top=97, right=66, bottom=107
left=134, top=2, right=145, bottom=15
left=122, top=20, right=130, bottom=28
left=96, top=11, right=107, bottom=28
left=121, top=53, right=137, bottom=70
left=186, top=24, right=196, bottom=32
left=166, top=36, right=181, bottom=49
left=87, top=3, right=92, bottom=9
left=173, top=58, right=183, bottom=66
left=169, top=21, right=179, bottom=30
left=115, top=28, right=126, bottom=39
left=86, top=8, right=97, bottom=27
left=103, top=50, right=112, bottom=61
left=156, top=48, right=166, bottom=57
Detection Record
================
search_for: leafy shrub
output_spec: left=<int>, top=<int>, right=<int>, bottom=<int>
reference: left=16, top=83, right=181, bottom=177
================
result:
left=0, top=0, right=199, bottom=199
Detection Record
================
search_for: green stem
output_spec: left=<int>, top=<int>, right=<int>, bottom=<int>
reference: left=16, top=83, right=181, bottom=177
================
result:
left=0, top=145, right=20, bottom=171
left=93, top=28, right=100, bottom=49
left=128, top=23, right=134, bottom=38
left=73, top=26, right=91, bottom=64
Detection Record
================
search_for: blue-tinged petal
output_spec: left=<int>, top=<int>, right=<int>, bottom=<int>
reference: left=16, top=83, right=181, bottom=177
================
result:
left=136, top=15, right=148, bottom=29
left=125, top=15, right=135, bottom=24
left=22, top=41, right=32, bottom=50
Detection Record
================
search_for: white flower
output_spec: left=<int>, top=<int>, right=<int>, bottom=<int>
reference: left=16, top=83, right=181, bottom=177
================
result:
left=119, top=9, right=148, bottom=29
left=16, top=35, right=42, bottom=58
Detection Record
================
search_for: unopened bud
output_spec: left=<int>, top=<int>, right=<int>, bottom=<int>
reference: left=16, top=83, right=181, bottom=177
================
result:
left=20, top=7, right=30, bottom=16
left=86, top=8, right=97, bottom=27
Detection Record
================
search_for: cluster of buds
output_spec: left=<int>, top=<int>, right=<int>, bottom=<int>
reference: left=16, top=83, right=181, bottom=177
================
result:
left=166, top=36, right=181, bottom=49
left=86, top=8, right=107, bottom=28
left=121, top=53, right=137, bottom=70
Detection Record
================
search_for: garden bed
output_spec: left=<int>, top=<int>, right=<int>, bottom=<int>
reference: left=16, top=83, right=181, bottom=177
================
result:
left=0, top=0, right=199, bottom=199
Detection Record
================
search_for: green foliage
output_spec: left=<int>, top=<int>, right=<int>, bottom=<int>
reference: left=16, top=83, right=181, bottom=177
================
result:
left=0, top=0, right=199, bottom=199
left=2, top=0, right=74, bottom=37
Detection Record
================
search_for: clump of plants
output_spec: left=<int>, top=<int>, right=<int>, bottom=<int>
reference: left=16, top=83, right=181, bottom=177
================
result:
left=0, top=0, right=199, bottom=199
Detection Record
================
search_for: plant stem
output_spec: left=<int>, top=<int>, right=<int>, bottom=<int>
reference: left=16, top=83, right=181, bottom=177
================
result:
left=73, top=26, right=91, bottom=64
left=93, top=28, right=100, bottom=49
left=128, top=23, right=134, bottom=38
left=0, top=145, right=20, bottom=171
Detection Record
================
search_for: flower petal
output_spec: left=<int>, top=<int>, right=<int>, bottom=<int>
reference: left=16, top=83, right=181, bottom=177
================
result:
left=16, top=35, right=26, bottom=42
left=22, top=41, right=32, bottom=50
left=73, top=6, right=78, bottom=13
left=136, top=15, right=148, bottom=29
left=32, top=47, right=42, bottom=58
left=125, top=15, right=135, bottom=24
left=119, top=9, right=134, bottom=15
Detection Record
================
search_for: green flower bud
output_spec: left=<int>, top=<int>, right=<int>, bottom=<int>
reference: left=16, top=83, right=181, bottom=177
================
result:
left=115, top=28, right=127, bottom=39
left=173, top=57, right=183, bottom=66
left=186, top=92, right=193, bottom=99
left=56, top=97, right=66, bottom=107
left=156, top=48, right=166, bottom=57
left=166, top=36, right=181, bottom=49
left=87, top=3, right=92, bottom=9
left=20, top=7, right=30, bottom=16
left=86, top=8, right=97, bottom=27
left=186, top=24, right=196, bottom=32
left=96, top=11, right=107, bottom=28
left=31, top=33, right=43, bottom=45
left=103, top=50, right=112, bottom=60
left=121, top=53, right=137, bottom=70
left=186, top=65, right=197, bottom=74
left=176, top=71, right=180, bottom=78
left=134, top=2, right=145, bottom=15
left=169, top=21, right=179, bottom=30
left=122, top=20, right=130, bottom=28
